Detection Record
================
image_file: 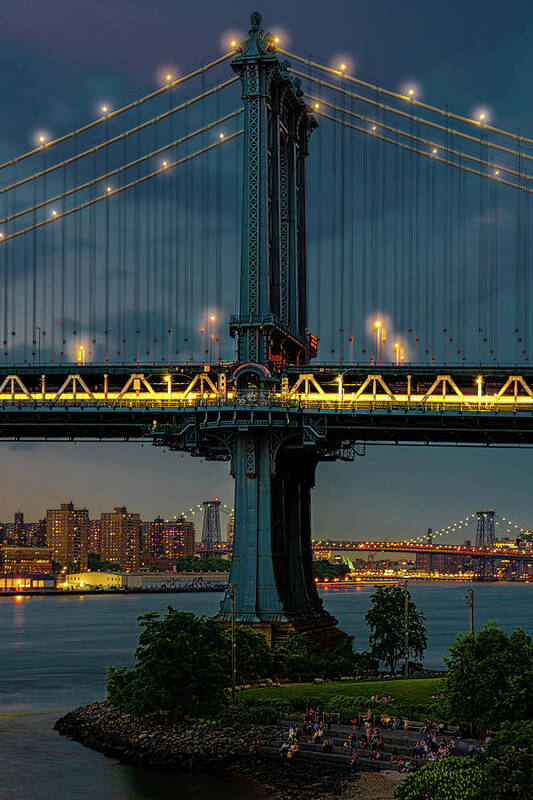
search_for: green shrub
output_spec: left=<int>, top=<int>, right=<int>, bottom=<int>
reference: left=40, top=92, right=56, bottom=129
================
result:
left=216, top=699, right=288, bottom=728
left=395, top=723, right=533, bottom=800
left=394, top=757, right=487, bottom=800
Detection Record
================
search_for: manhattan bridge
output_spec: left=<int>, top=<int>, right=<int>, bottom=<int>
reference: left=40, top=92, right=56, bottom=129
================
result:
left=1, top=13, right=532, bottom=645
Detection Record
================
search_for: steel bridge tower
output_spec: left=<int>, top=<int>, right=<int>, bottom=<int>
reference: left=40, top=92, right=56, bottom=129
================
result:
left=216, top=12, right=343, bottom=646
left=475, top=510, right=496, bottom=581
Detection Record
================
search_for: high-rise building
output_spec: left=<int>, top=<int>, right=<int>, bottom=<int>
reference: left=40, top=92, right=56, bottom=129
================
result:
left=46, top=502, right=89, bottom=569
left=201, top=500, right=221, bottom=547
left=143, top=516, right=195, bottom=560
left=163, top=516, right=195, bottom=559
left=147, top=517, right=166, bottom=558
left=88, top=519, right=101, bottom=556
left=25, top=518, right=47, bottom=547
left=13, top=512, right=25, bottom=546
left=100, top=507, right=141, bottom=571
left=140, top=520, right=152, bottom=554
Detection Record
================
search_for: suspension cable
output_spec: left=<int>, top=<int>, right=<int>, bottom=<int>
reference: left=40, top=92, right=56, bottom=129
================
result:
left=306, top=94, right=532, bottom=182
left=318, top=110, right=531, bottom=193
left=0, top=110, right=244, bottom=226
left=0, top=131, right=243, bottom=242
left=279, top=49, right=533, bottom=146
left=294, top=69, right=533, bottom=165
left=0, top=78, right=239, bottom=196
left=0, top=51, right=236, bottom=171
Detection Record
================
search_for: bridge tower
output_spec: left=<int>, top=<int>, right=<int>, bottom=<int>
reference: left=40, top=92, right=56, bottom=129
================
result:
left=229, top=10, right=316, bottom=370
left=474, top=510, right=496, bottom=581
left=218, top=12, right=343, bottom=647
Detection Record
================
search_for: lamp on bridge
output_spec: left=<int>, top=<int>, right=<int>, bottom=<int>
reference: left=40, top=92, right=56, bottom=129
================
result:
left=375, top=320, right=381, bottom=364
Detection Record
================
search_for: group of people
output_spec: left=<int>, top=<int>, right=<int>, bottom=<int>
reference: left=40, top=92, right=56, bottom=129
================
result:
left=277, top=707, right=474, bottom=772
left=279, top=707, right=332, bottom=759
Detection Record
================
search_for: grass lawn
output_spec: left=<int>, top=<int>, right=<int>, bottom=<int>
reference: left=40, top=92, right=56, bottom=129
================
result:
left=239, top=676, right=442, bottom=706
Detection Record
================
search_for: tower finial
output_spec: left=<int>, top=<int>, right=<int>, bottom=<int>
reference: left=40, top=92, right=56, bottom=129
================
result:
left=250, top=11, right=262, bottom=31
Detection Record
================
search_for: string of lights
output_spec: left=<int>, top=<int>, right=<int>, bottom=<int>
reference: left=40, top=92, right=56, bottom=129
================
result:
left=306, top=94, right=531, bottom=183
left=0, top=110, right=244, bottom=227
left=0, top=78, right=239, bottom=197
left=318, top=110, right=531, bottom=193
left=399, top=513, right=477, bottom=546
left=0, top=130, right=243, bottom=243
left=0, top=51, right=236, bottom=172
left=292, top=69, right=533, bottom=165
left=172, top=502, right=234, bottom=522
left=280, top=48, right=533, bottom=147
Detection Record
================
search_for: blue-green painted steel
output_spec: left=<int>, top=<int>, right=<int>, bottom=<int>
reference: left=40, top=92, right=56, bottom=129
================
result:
left=229, top=11, right=315, bottom=367
left=224, top=14, right=342, bottom=642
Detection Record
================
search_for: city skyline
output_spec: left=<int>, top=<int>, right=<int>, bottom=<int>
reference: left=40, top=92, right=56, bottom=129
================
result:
left=2, top=441, right=533, bottom=542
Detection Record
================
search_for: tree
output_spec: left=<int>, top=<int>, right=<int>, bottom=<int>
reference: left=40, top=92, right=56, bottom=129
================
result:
left=228, top=625, right=273, bottom=683
left=365, top=585, right=426, bottom=673
left=175, top=556, right=229, bottom=573
left=481, top=722, right=533, bottom=800
left=272, top=631, right=356, bottom=680
left=87, top=552, right=122, bottom=572
left=107, top=609, right=230, bottom=717
left=442, top=624, right=533, bottom=728
left=313, top=559, right=350, bottom=580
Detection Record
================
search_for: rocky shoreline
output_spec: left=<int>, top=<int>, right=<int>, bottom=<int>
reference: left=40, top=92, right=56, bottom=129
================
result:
left=54, top=702, right=402, bottom=799
left=54, top=701, right=278, bottom=771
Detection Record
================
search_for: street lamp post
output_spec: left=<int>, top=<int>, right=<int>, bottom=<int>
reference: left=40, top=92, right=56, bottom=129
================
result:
left=375, top=321, right=381, bottom=364
left=404, top=579, right=409, bottom=678
left=465, top=588, right=474, bottom=634
left=35, top=326, right=41, bottom=366
left=230, top=584, right=237, bottom=703
left=209, top=315, right=216, bottom=363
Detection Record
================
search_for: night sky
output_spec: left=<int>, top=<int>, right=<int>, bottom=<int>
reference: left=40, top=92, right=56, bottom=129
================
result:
left=1, top=0, right=533, bottom=539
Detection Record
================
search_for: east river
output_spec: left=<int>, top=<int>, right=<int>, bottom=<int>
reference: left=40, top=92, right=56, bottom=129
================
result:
left=2, top=582, right=533, bottom=800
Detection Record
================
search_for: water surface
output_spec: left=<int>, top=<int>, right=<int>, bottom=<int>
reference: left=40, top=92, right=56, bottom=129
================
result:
left=1, top=583, right=532, bottom=799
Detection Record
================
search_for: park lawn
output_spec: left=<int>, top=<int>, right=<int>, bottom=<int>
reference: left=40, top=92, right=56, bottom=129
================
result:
left=239, top=676, right=442, bottom=706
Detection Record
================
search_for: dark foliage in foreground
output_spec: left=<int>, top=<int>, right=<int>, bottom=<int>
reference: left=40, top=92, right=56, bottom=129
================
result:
left=107, top=608, right=356, bottom=717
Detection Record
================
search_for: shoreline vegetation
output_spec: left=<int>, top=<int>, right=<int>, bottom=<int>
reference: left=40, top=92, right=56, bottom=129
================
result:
left=53, top=604, right=533, bottom=799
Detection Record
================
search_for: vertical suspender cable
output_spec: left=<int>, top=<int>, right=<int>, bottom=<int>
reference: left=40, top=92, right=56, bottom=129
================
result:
left=215, top=90, right=222, bottom=361
left=121, top=133, right=128, bottom=360
left=104, top=118, right=110, bottom=364
left=60, top=163, right=66, bottom=361
left=361, top=127, right=367, bottom=359
left=9, top=176, right=17, bottom=362
left=89, top=149, right=96, bottom=360
left=41, top=150, right=47, bottom=362
left=316, top=120, right=322, bottom=358
left=339, top=76, right=346, bottom=361
left=330, top=116, right=337, bottom=359
left=152, top=117, right=159, bottom=358
left=168, top=89, right=174, bottom=365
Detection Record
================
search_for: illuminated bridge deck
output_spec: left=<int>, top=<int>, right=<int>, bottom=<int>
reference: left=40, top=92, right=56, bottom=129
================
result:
left=2, top=364, right=533, bottom=445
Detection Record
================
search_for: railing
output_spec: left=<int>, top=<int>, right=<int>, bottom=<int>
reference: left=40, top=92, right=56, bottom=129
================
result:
left=1, top=370, right=533, bottom=413
left=2, top=393, right=533, bottom=414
